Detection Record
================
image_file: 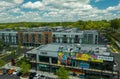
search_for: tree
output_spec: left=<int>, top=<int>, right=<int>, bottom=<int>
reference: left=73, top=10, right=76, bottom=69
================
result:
left=0, top=60, right=5, bottom=67
left=111, top=19, right=120, bottom=30
left=0, top=40, right=3, bottom=50
left=20, top=62, right=30, bottom=74
left=56, top=67, right=69, bottom=79
left=17, top=43, right=22, bottom=55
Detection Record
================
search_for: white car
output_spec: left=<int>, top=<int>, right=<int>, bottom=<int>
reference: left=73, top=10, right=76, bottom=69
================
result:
left=12, top=70, right=19, bottom=75
left=33, top=73, right=41, bottom=79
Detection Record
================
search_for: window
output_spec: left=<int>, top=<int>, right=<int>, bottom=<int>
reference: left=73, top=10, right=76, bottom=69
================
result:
left=95, top=35, right=98, bottom=44
left=74, top=35, right=79, bottom=43
left=52, top=57, right=58, bottom=64
left=19, top=33, right=23, bottom=43
left=45, top=34, right=48, bottom=44
left=53, top=35, right=56, bottom=43
left=69, top=38, right=72, bottom=43
left=25, top=33, right=29, bottom=42
left=39, top=56, right=49, bottom=63
left=58, top=37, right=60, bottom=43
left=88, top=34, right=93, bottom=44
left=62, top=35, right=67, bottom=43
left=38, top=34, right=41, bottom=42
left=32, top=34, right=35, bottom=43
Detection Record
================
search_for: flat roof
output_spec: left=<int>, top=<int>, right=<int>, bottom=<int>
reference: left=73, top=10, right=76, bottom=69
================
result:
left=26, top=43, right=110, bottom=56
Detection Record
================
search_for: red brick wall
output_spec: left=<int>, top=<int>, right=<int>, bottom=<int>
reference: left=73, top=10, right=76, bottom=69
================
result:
left=41, top=32, right=52, bottom=44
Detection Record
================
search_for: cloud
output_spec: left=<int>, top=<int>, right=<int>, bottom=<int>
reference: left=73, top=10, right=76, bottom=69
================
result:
left=14, top=0, right=24, bottom=4
left=106, top=3, right=120, bottom=11
left=22, top=1, right=44, bottom=9
left=95, top=0, right=102, bottom=2
left=0, top=1, right=14, bottom=7
left=11, top=8, right=21, bottom=13
left=0, top=0, right=120, bottom=23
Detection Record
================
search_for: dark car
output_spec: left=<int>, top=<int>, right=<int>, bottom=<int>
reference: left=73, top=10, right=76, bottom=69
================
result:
left=29, top=72, right=36, bottom=79
left=3, top=69, right=9, bottom=75
left=16, top=72, right=22, bottom=76
left=40, top=75, right=46, bottom=79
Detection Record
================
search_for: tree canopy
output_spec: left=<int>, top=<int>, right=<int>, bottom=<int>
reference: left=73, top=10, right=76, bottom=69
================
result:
left=0, top=60, right=6, bottom=67
left=111, top=18, right=120, bottom=29
left=0, top=18, right=120, bottom=30
left=20, top=61, right=30, bottom=74
left=56, top=67, right=69, bottom=79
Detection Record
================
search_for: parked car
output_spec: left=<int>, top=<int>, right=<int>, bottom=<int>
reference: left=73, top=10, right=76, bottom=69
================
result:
left=29, top=72, right=36, bottom=79
left=16, top=72, right=22, bottom=76
left=8, top=68, right=15, bottom=74
left=12, top=70, right=19, bottom=75
left=40, top=75, right=46, bottom=79
left=12, top=70, right=22, bottom=76
left=2, top=69, right=9, bottom=75
left=33, top=73, right=41, bottom=79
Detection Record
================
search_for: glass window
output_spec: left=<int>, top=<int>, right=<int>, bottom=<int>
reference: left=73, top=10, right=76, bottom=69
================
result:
left=52, top=57, right=58, bottom=64
left=39, top=56, right=49, bottom=63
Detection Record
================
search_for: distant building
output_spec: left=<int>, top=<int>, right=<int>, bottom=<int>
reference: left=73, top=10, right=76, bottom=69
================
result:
left=16, top=27, right=52, bottom=46
left=0, top=30, right=18, bottom=45
left=83, top=30, right=98, bottom=44
left=52, top=31, right=83, bottom=44
left=52, top=28, right=98, bottom=44
left=0, top=27, right=99, bottom=46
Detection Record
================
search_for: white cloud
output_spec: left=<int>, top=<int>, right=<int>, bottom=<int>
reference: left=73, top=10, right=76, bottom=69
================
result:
left=22, top=1, right=44, bottom=9
left=106, top=3, right=120, bottom=11
left=14, top=0, right=24, bottom=4
left=11, top=8, right=21, bottom=13
left=95, top=0, right=102, bottom=2
left=0, top=0, right=120, bottom=23
left=0, top=1, right=14, bottom=7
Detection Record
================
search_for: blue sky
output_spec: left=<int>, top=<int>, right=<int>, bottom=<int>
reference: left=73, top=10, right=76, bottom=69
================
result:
left=0, top=0, right=120, bottom=23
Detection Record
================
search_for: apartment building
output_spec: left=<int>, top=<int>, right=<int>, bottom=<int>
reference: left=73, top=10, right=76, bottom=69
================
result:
left=52, top=29, right=83, bottom=44
left=52, top=28, right=98, bottom=44
left=0, top=29, right=18, bottom=45
left=0, top=27, right=99, bottom=46
left=18, top=27, right=52, bottom=46
left=83, top=30, right=98, bottom=44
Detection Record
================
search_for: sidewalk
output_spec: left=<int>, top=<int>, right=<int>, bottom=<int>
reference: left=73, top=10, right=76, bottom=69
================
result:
left=2, top=54, right=24, bottom=69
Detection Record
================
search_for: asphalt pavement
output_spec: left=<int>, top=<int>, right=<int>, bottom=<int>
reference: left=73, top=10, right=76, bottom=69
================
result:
left=0, top=74, right=20, bottom=79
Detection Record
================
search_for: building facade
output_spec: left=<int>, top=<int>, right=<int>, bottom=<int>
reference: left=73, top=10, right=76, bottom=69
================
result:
left=52, top=29, right=98, bottom=44
left=18, top=31, right=52, bottom=46
left=26, top=44, right=116, bottom=79
left=0, top=30, right=18, bottom=45
left=82, top=30, right=98, bottom=44
left=52, top=32, right=83, bottom=44
left=0, top=27, right=99, bottom=46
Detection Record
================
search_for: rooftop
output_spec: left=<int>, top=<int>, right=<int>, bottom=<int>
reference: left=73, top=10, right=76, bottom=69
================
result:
left=27, top=43, right=110, bottom=56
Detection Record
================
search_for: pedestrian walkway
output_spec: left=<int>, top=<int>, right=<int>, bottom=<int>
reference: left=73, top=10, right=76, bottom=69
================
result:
left=1, top=54, right=24, bottom=71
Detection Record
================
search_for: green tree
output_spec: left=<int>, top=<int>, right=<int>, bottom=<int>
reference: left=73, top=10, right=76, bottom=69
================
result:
left=20, top=61, right=30, bottom=74
left=111, top=19, right=120, bottom=30
left=56, top=67, right=69, bottom=79
left=0, top=40, right=3, bottom=50
left=0, top=60, right=5, bottom=67
left=17, top=43, right=22, bottom=55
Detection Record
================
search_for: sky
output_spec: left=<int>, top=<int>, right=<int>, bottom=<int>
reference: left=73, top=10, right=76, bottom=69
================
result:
left=0, top=0, right=120, bottom=23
